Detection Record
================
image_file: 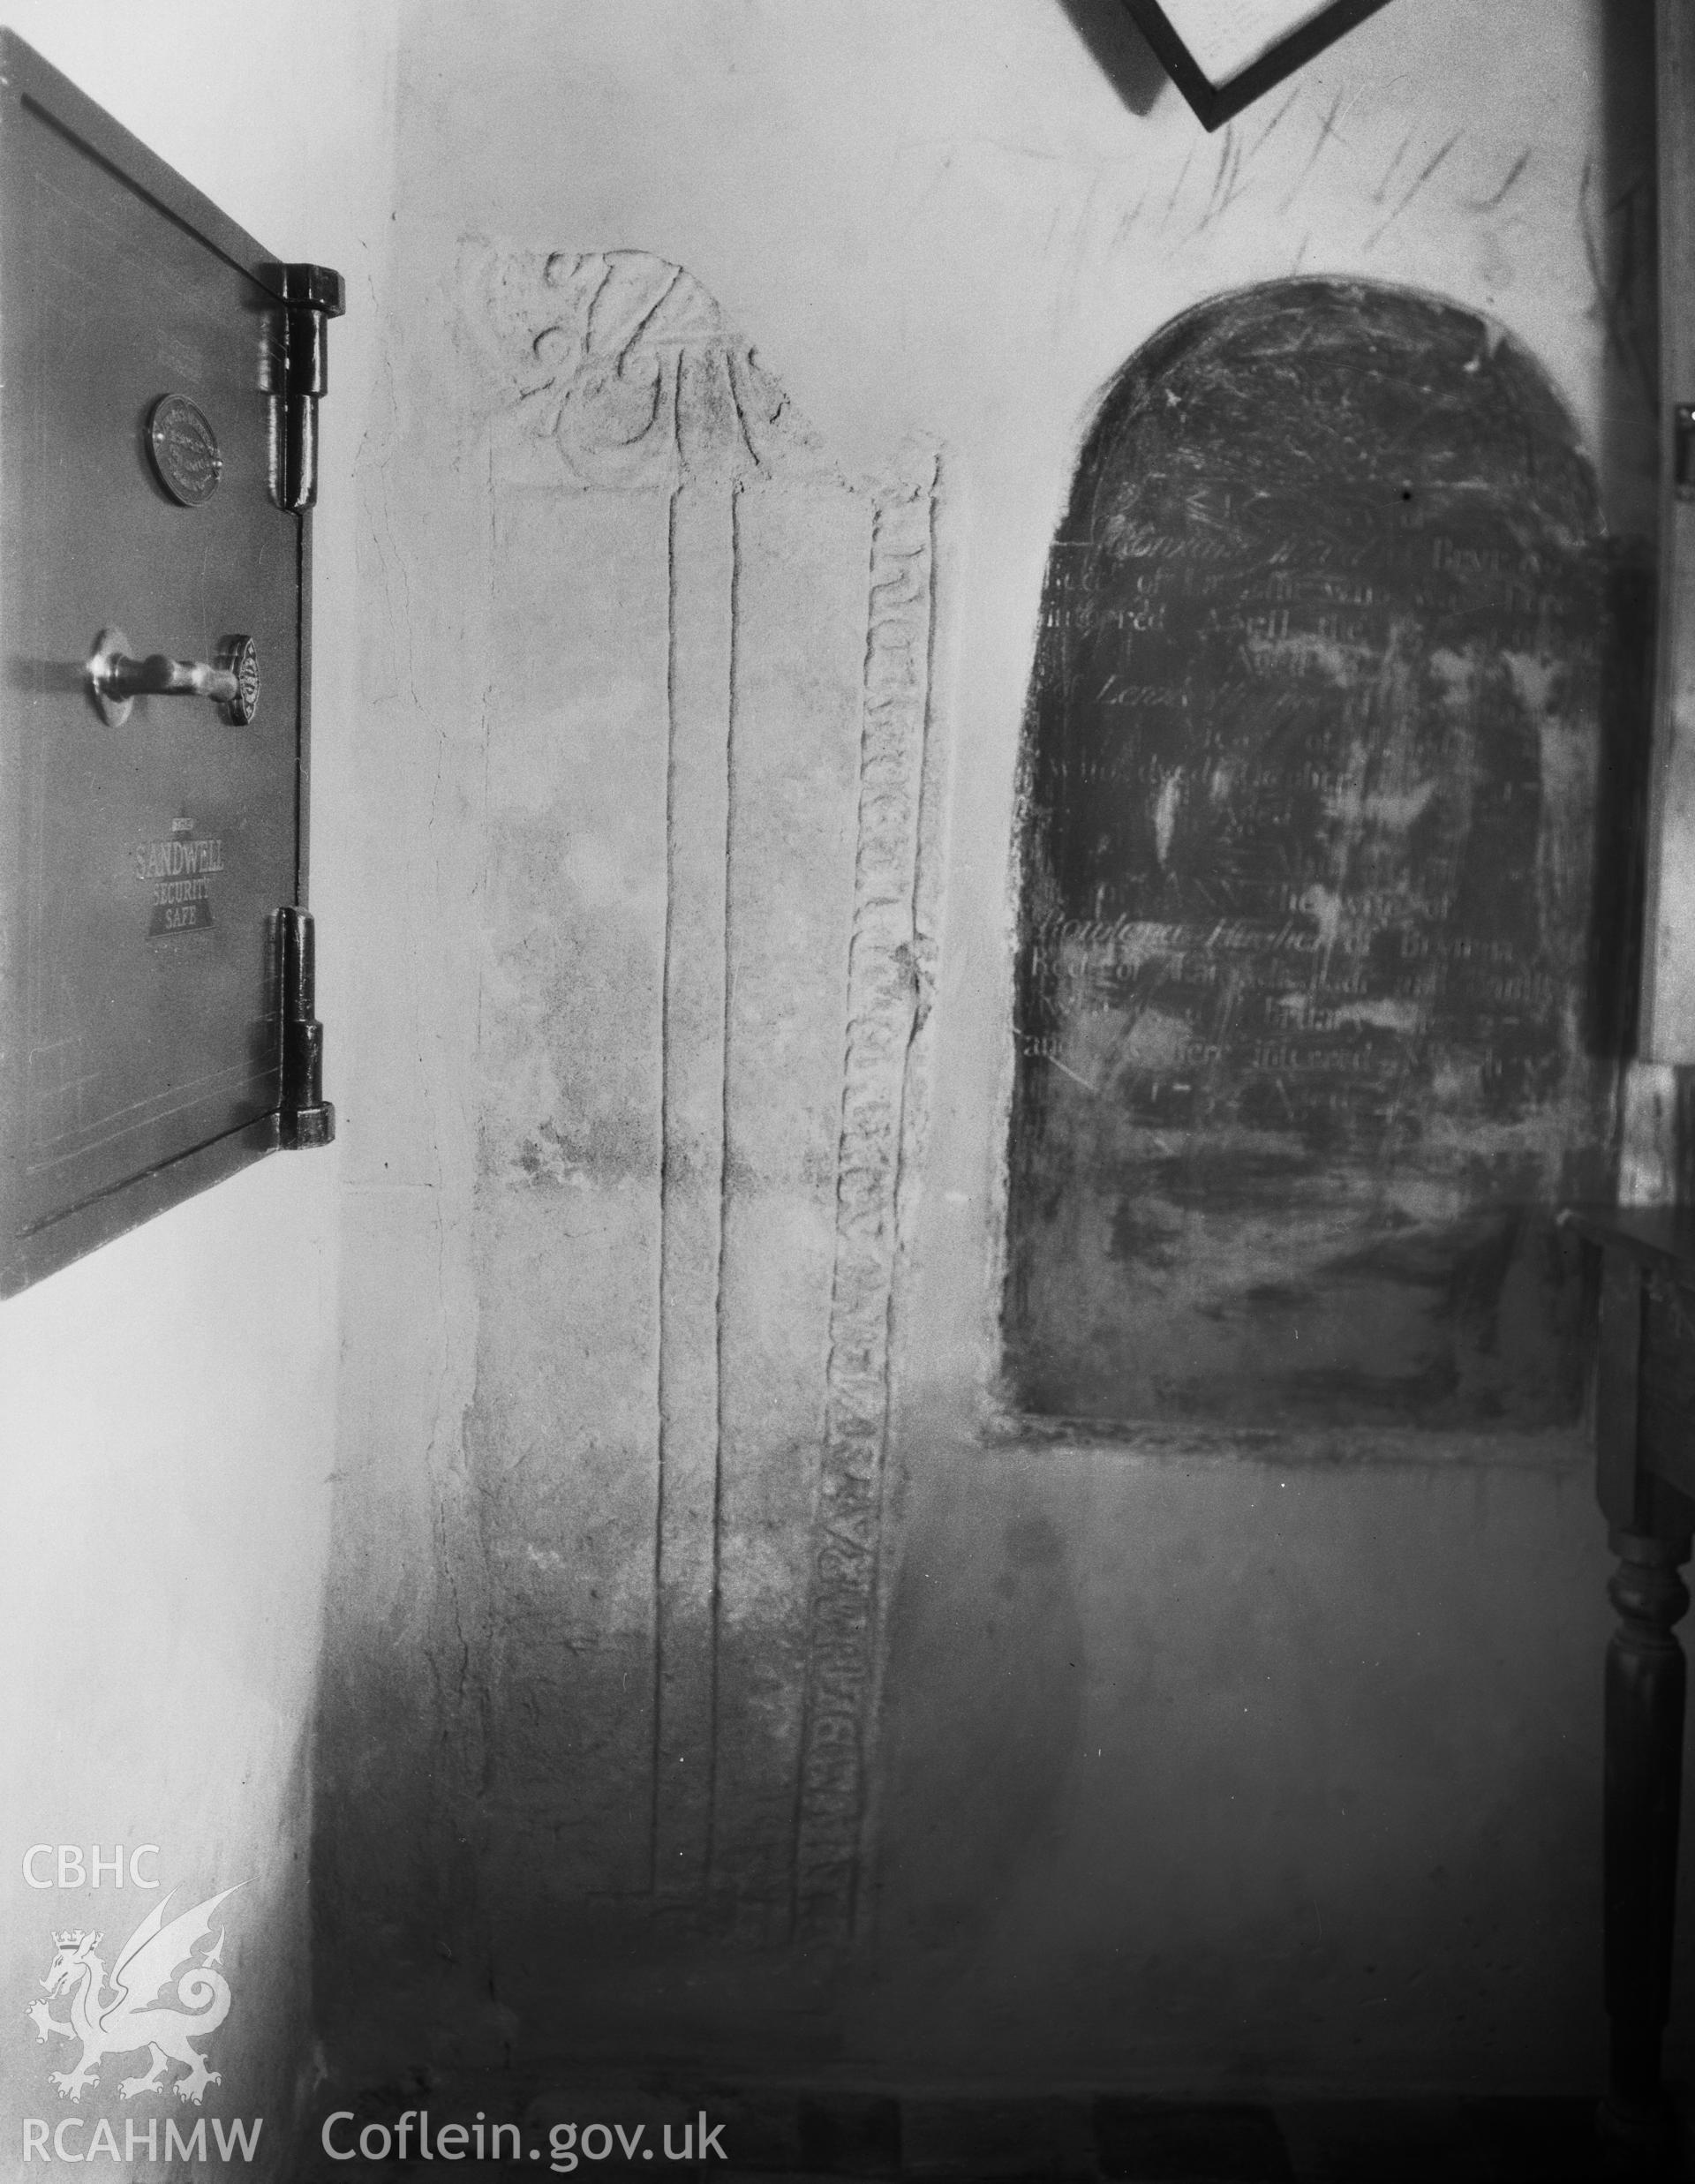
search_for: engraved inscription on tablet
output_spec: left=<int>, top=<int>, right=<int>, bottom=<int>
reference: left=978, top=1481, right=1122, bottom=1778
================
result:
left=1006, top=282, right=1634, bottom=1428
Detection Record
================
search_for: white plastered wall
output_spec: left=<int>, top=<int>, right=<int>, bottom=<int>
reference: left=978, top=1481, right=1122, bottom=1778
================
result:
left=311, top=0, right=1675, bottom=2091
left=0, top=4, right=398, bottom=2168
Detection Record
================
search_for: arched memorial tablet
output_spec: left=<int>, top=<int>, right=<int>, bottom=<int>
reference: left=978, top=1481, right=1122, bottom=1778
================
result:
left=1006, top=280, right=1638, bottom=1429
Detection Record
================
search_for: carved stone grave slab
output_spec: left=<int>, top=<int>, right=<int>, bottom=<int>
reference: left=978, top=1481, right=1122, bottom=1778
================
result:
left=464, top=249, right=936, bottom=1949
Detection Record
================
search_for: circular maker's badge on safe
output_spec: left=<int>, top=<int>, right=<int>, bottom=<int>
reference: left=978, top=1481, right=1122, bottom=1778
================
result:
left=147, top=394, right=222, bottom=507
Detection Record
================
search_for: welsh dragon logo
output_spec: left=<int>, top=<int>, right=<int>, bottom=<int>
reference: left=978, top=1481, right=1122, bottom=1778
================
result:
left=25, top=1887, right=239, bottom=2105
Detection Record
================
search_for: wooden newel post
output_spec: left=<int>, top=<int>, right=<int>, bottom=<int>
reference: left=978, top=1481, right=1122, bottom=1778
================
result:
left=1582, top=4, right=1695, bottom=2158
left=1602, top=1527, right=1691, bottom=2146
left=1566, top=1212, right=1695, bottom=2155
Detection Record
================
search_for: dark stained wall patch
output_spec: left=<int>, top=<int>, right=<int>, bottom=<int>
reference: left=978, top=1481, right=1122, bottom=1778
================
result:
left=1006, top=280, right=1636, bottom=1430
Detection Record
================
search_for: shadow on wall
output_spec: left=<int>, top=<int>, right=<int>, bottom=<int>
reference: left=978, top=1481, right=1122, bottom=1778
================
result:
left=1053, top=0, right=1171, bottom=117
left=869, top=1498, right=1086, bottom=1972
left=862, top=1444, right=1618, bottom=2091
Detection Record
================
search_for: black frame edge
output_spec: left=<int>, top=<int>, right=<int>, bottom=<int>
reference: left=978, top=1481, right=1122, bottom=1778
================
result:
left=1120, top=0, right=1395, bottom=130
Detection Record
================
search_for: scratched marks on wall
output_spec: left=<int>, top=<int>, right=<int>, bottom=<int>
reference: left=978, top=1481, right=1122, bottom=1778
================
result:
left=1006, top=281, right=1637, bottom=1429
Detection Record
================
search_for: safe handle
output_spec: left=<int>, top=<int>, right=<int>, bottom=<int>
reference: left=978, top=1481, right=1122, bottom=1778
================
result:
left=88, top=626, right=259, bottom=727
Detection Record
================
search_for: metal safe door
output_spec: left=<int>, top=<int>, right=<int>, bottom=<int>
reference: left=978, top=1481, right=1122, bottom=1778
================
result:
left=0, top=34, right=333, bottom=1293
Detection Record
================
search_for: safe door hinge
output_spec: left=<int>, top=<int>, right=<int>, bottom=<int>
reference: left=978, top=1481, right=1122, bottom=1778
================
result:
left=279, top=263, right=345, bottom=513
left=278, top=906, right=334, bottom=1148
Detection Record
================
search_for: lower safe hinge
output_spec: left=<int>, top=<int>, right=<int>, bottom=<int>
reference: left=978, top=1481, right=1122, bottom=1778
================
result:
left=278, top=906, right=334, bottom=1149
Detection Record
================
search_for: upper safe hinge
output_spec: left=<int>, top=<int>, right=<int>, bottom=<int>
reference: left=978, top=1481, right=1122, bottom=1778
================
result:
left=279, top=263, right=345, bottom=513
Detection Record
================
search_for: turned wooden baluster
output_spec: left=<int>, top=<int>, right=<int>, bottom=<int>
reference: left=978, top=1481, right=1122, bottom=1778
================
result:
left=1593, top=4, right=1695, bottom=2154
left=1580, top=1231, right=1695, bottom=2165
left=1602, top=1527, right=1691, bottom=2152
